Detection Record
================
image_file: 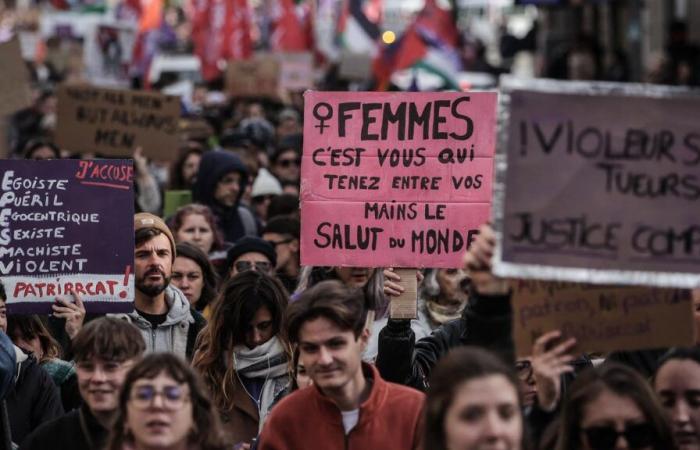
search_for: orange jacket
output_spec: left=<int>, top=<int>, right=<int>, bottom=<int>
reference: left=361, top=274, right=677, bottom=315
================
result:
left=258, top=363, right=424, bottom=450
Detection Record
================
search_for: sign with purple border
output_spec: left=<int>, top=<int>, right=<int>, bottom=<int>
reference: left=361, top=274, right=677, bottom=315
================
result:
left=1, top=159, right=135, bottom=314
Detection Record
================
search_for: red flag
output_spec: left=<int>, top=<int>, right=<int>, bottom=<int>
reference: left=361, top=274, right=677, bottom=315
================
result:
left=192, top=0, right=252, bottom=81
left=270, top=0, right=308, bottom=51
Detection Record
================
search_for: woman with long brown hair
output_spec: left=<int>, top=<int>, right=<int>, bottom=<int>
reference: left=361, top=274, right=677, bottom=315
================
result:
left=192, top=271, right=291, bottom=448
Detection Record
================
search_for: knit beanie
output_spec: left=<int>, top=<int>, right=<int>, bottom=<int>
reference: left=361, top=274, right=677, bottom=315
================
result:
left=251, top=168, right=283, bottom=198
left=134, top=213, right=177, bottom=260
left=226, top=236, right=277, bottom=270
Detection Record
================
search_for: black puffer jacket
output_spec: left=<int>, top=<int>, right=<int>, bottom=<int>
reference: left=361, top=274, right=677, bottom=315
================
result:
left=376, top=289, right=515, bottom=391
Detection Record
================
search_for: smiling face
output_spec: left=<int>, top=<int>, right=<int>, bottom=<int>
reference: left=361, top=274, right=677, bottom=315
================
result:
left=297, top=316, right=368, bottom=394
left=175, top=213, right=215, bottom=254
left=77, top=357, right=136, bottom=416
left=126, top=372, right=193, bottom=449
left=656, top=359, right=700, bottom=450
left=443, top=375, right=523, bottom=450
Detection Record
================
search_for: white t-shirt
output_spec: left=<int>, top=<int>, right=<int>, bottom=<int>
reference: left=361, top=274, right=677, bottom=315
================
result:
left=341, top=409, right=360, bottom=434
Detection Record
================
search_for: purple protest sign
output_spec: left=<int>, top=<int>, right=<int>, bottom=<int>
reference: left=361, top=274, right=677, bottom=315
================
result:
left=1, top=159, right=135, bottom=314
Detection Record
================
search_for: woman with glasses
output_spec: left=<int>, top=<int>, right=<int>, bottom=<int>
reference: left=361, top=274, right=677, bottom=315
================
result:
left=555, top=363, right=675, bottom=450
left=654, top=347, right=700, bottom=450
left=106, top=353, right=227, bottom=450
left=424, top=346, right=527, bottom=450
left=192, top=271, right=291, bottom=449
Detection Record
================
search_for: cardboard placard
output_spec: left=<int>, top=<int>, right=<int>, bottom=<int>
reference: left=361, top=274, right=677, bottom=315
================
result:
left=300, top=91, right=496, bottom=268
left=279, top=52, right=314, bottom=91
left=390, top=268, right=418, bottom=319
left=0, top=160, right=135, bottom=314
left=0, top=38, right=32, bottom=114
left=225, top=54, right=280, bottom=99
left=0, top=38, right=33, bottom=156
left=511, top=280, right=694, bottom=356
left=55, top=85, right=181, bottom=160
left=493, top=77, right=700, bottom=288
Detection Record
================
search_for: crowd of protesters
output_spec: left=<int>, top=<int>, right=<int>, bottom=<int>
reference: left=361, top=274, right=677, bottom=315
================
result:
left=1, top=2, right=700, bottom=450
left=0, top=154, right=697, bottom=450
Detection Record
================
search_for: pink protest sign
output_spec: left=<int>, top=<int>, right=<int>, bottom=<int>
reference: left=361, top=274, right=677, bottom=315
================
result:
left=301, top=91, right=497, bottom=268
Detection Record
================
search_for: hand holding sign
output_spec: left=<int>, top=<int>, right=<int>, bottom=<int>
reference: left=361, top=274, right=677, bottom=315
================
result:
left=52, top=292, right=86, bottom=340
left=383, top=268, right=424, bottom=297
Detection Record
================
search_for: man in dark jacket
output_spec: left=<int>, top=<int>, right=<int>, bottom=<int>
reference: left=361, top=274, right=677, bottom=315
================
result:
left=192, top=150, right=258, bottom=243
left=20, top=318, right=146, bottom=450
left=376, top=224, right=514, bottom=391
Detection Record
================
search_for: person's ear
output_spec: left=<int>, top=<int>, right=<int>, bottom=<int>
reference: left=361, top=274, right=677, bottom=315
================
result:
left=358, top=327, right=371, bottom=351
left=290, top=239, right=299, bottom=253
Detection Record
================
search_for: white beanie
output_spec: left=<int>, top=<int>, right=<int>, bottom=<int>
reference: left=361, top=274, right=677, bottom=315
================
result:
left=251, top=168, right=283, bottom=198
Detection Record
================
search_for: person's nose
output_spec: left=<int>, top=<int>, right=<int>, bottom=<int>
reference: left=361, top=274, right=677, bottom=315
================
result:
left=317, top=346, right=333, bottom=366
left=150, top=392, right=166, bottom=409
left=674, top=401, right=692, bottom=424
left=482, top=411, right=508, bottom=439
left=251, top=328, right=264, bottom=346
left=91, top=366, right=108, bottom=383
left=180, top=277, right=191, bottom=288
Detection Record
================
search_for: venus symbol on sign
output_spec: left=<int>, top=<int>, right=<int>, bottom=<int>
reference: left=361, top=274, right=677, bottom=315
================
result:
left=313, top=103, right=333, bottom=135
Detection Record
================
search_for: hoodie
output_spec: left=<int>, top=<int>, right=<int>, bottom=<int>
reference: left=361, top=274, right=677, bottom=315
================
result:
left=113, top=285, right=205, bottom=361
left=192, top=150, right=257, bottom=242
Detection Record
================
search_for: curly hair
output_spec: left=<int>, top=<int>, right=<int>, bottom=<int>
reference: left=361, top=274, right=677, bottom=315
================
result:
left=169, top=144, right=204, bottom=190
left=192, top=271, right=291, bottom=413
left=106, top=353, right=227, bottom=450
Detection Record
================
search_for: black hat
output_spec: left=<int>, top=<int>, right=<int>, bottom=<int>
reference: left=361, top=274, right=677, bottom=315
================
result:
left=226, top=236, right=277, bottom=270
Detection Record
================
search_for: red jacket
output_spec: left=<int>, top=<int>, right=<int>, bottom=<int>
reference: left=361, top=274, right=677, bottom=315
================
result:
left=258, top=363, right=424, bottom=450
